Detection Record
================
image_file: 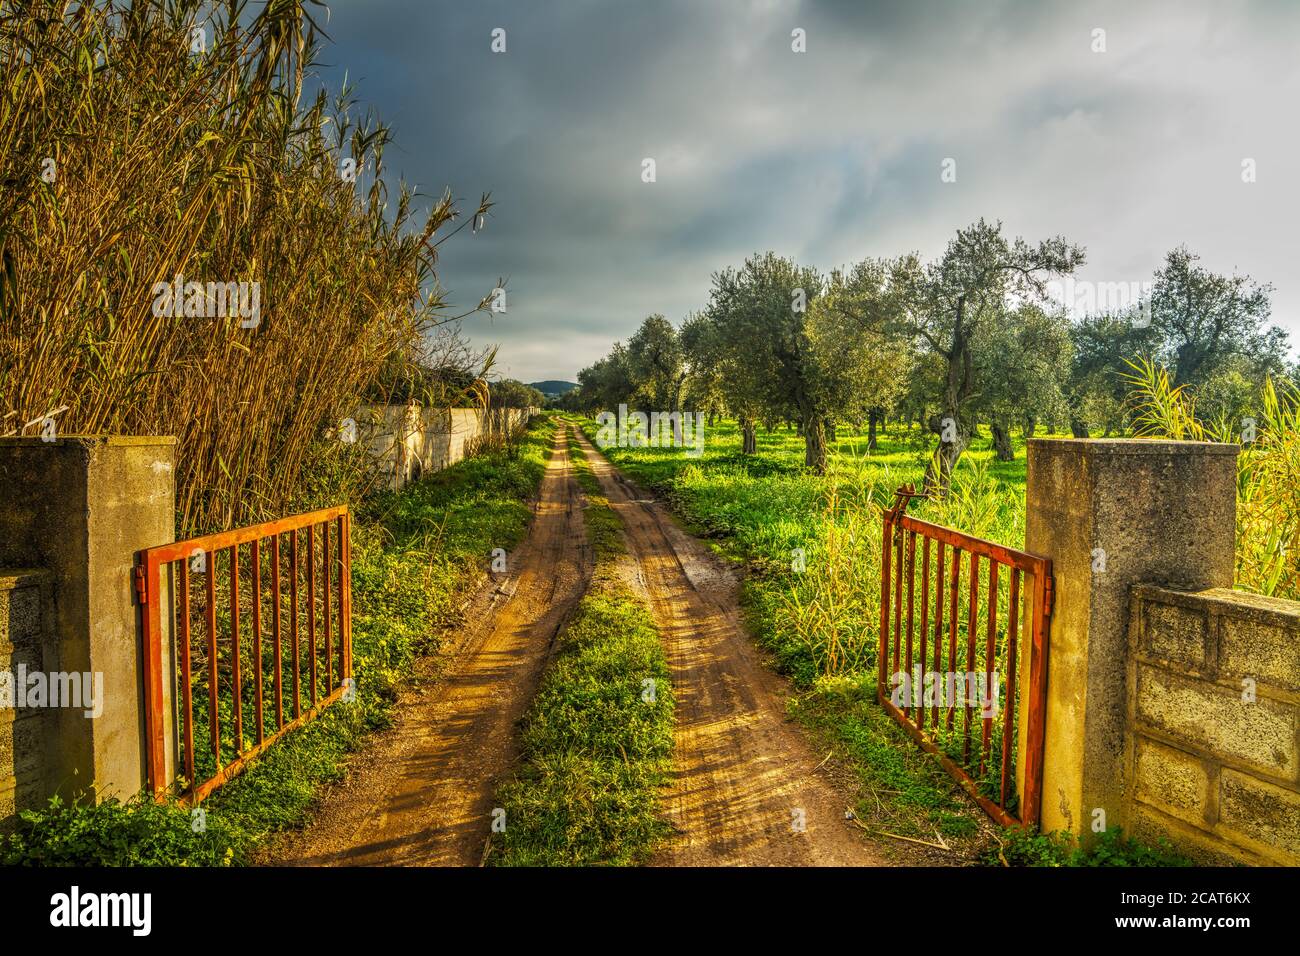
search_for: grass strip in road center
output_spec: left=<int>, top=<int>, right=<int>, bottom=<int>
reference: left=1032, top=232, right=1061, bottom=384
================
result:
left=487, top=426, right=675, bottom=866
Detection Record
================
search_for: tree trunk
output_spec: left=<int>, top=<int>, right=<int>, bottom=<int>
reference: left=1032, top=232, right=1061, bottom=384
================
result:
left=803, top=413, right=827, bottom=473
left=923, top=295, right=977, bottom=497
left=1069, top=417, right=1089, bottom=438
left=740, top=415, right=757, bottom=454
left=923, top=410, right=967, bottom=497
left=867, top=407, right=880, bottom=450
left=924, top=432, right=962, bottom=495
left=991, top=420, right=1014, bottom=461
left=1023, top=416, right=1037, bottom=439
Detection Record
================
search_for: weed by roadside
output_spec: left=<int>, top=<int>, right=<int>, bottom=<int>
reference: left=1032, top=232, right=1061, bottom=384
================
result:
left=986, top=824, right=1192, bottom=867
left=788, top=673, right=991, bottom=864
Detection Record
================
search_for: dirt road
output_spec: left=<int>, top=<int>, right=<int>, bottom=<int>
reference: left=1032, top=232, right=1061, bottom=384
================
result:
left=275, top=421, right=882, bottom=867
left=271, top=423, right=591, bottom=866
left=570, top=428, right=884, bottom=866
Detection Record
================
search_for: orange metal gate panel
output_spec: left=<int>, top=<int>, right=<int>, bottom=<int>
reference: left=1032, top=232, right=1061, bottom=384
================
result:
left=878, top=485, right=1052, bottom=827
left=134, top=506, right=353, bottom=803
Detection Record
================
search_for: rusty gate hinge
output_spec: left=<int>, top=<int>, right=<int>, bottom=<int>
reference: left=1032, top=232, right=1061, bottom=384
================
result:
left=1042, top=574, right=1055, bottom=618
left=133, top=563, right=147, bottom=606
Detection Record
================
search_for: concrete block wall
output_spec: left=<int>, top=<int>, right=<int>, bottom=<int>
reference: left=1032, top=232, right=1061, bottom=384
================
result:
left=1126, top=585, right=1300, bottom=865
left=0, top=570, right=53, bottom=820
left=356, top=405, right=539, bottom=491
left=1026, top=437, right=1299, bottom=866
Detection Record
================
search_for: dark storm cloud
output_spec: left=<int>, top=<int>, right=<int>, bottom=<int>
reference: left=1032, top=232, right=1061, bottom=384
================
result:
left=311, top=0, right=1300, bottom=382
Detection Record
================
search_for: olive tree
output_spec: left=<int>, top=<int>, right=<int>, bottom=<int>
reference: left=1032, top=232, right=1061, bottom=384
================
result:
left=889, top=219, right=1085, bottom=494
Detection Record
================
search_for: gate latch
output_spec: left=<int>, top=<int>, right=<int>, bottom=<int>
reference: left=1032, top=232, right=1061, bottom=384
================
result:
left=133, top=563, right=147, bottom=606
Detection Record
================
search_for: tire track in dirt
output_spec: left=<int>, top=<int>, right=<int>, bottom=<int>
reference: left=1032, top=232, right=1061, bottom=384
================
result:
left=270, top=424, right=591, bottom=866
left=570, top=426, right=885, bottom=866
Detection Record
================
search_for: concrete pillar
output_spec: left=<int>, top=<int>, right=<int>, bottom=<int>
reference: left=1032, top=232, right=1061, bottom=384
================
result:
left=0, top=436, right=176, bottom=803
left=1024, top=438, right=1238, bottom=836
left=0, top=568, right=54, bottom=817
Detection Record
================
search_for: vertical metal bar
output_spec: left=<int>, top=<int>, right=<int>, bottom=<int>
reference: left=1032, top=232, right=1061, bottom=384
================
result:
left=889, top=528, right=899, bottom=676
left=230, top=544, right=242, bottom=754
left=291, top=529, right=301, bottom=720
left=308, top=523, right=318, bottom=704
left=251, top=538, right=264, bottom=745
left=904, top=531, right=915, bottom=718
left=932, top=540, right=945, bottom=731
left=1022, top=563, right=1052, bottom=827
left=178, top=560, right=194, bottom=788
left=918, top=536, right=930, bottom=731
left=323, top=520, right=333, bottom=690
left=980, top=559, right=999, bottom=777
left=272, top=534, right=283, bottom=729
left=1001, top=569, right=1021, bottom=808
left=946, top=547, right=960, bottom=731
left=878, top=514, right=892, bottom=698
left=338, top=513, right=349, bottom=683
left=139, top=555, right=168, bottom=797
left=964, top=552, right=979, bottom=765
left=205, top=550, right=220, bottom=768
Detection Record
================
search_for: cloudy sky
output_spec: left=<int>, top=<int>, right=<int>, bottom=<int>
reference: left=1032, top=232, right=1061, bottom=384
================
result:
left=311, top=0, right=1300, bottom=384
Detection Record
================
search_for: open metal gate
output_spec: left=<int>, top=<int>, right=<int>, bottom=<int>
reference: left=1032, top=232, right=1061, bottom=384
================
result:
left=135, top=505, right=353, bottom=803
left=878, top=484, right=1052, bottom=827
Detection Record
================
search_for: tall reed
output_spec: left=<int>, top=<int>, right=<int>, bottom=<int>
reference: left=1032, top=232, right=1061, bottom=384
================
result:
left=0, top=0, right=491, bottom=533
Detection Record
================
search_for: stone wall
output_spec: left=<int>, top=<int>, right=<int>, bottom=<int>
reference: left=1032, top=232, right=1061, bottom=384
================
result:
left=354, top=405, right=538, bottom=491
left=1126, top=584, right=1300, bottom=865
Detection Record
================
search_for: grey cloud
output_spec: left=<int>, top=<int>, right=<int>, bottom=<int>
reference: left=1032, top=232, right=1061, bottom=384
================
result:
left=313, top=0, right=1299, bottom=381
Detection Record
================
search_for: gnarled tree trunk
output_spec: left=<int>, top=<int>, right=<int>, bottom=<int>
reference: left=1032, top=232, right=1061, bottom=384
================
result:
left=923, top=410, right=968, bottom=497
left=991, top=420, right=1014, bottom=461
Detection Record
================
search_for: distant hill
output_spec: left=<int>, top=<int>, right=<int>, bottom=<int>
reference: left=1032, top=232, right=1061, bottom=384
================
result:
left=527, top=380, right=577, bottom=398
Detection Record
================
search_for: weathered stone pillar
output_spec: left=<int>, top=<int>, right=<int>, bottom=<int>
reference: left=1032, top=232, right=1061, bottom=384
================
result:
left=0, top=436, right=176, bottom=803
left=1024, top=438, right=1237, bottom=836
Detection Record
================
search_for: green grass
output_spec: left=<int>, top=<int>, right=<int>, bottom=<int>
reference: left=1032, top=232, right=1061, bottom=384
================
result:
left=0, top=415, right=558, bottom=866
left=565, top=427, right=624, bottom=562
left=788, top=673, right=983, bottom=846
left=986, top=824, right=1192, bottom=867
left=580, top=416, right=1030, bottom=689
left=488, top=427, right=675, bottom=866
